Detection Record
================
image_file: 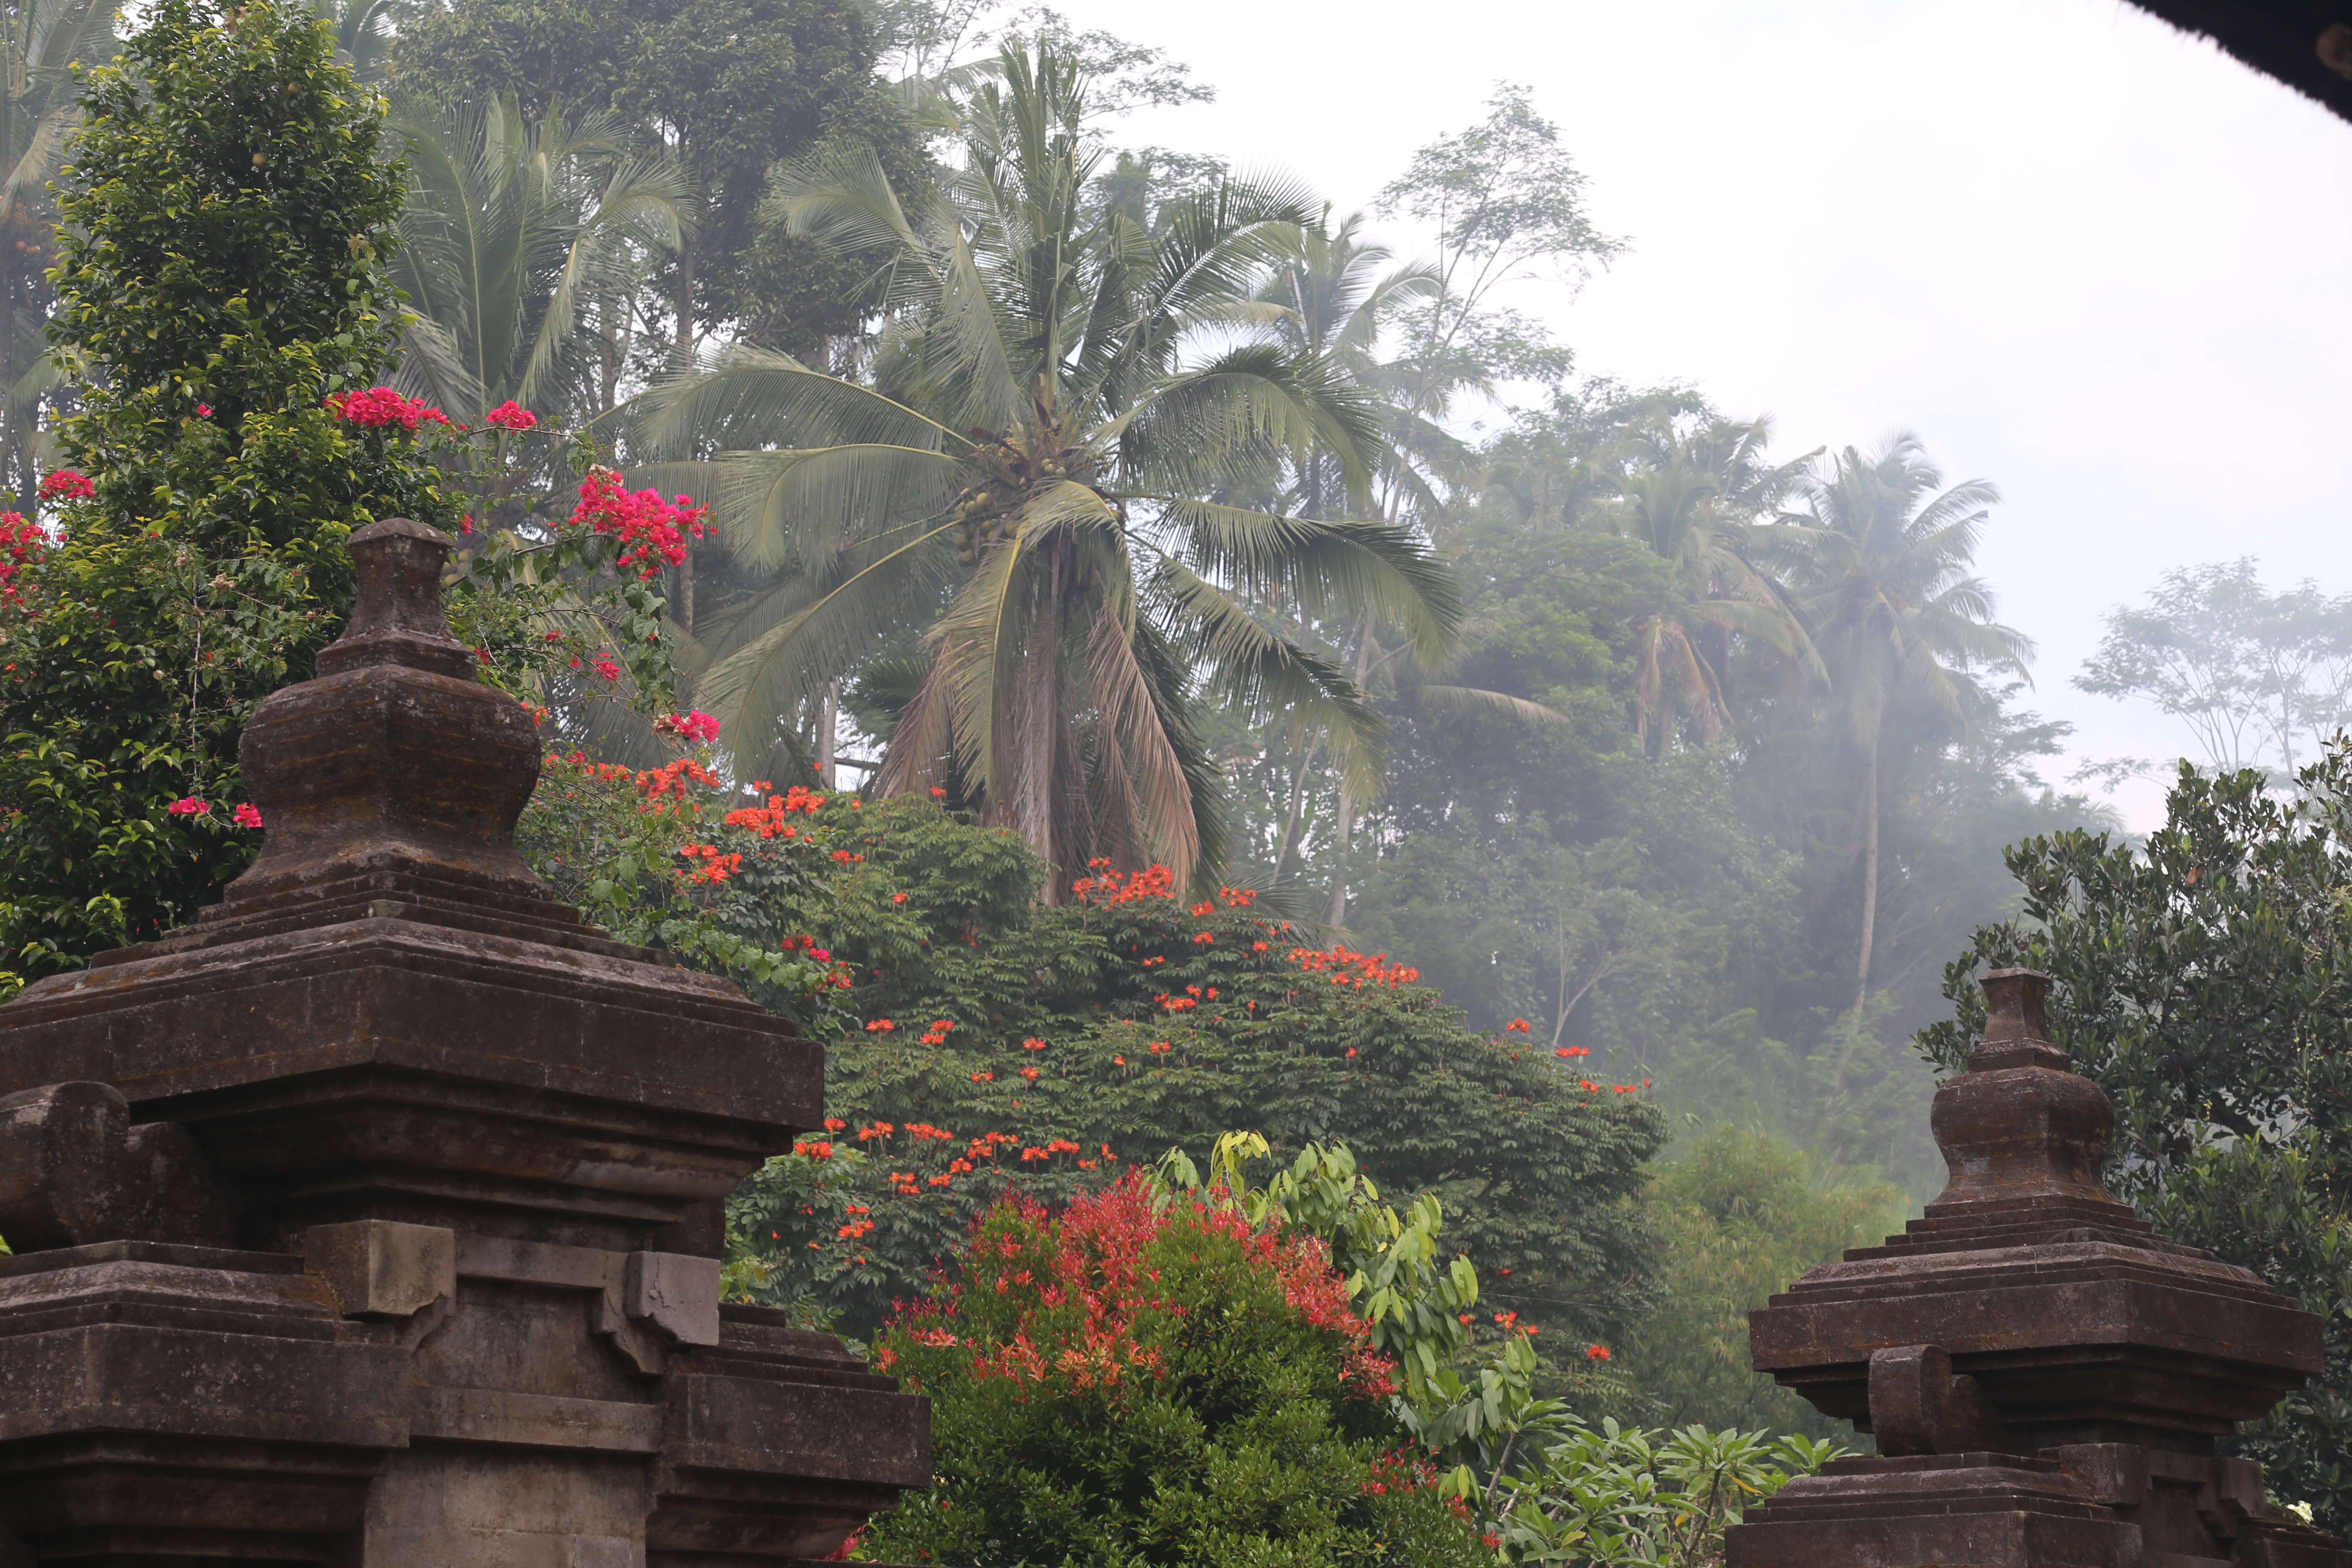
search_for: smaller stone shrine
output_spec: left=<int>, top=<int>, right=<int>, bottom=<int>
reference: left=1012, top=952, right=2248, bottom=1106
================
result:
left=0, top=518, right=927, bottom=1565
left=1727, top=967, right=2349, bottom=1568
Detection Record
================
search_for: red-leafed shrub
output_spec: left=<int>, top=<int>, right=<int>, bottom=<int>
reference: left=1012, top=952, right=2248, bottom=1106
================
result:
left=855, top=1172, right=1480, bottom=1567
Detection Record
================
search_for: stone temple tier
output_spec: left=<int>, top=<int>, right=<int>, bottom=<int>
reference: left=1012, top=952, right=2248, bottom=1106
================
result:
left=0, top=518, right=928, bottom=1565
left=1727, top=968, right=2349, bottom=1568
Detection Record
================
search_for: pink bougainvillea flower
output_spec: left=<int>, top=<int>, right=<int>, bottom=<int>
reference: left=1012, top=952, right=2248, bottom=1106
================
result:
left=324, top=386, right=450, bottom=431
left=0, top=511, right=48, bottom=605
left=165, top=797, right=210, bottom=816
left=564, top=466, right=707, bottom=580
left=485, top=400, right=539, bottom=431
left=232, top=802, right=263, bottom=829
left=38, top=469, right=93, bottom=501
left=194, top=404, right=211, bottom=417
left=653, top=710, right=721, bottom=744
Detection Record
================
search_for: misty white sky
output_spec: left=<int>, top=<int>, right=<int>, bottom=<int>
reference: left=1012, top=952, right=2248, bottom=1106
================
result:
left=1038, top=0, right=2352, bottom=830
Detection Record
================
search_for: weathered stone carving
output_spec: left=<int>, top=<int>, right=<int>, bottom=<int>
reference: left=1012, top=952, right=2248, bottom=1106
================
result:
left=0, top=1081, right=234, bottom=1249
left=1727, top=968, right=2350, bottom=1568
left=0, top=518, right=928, bottom=1565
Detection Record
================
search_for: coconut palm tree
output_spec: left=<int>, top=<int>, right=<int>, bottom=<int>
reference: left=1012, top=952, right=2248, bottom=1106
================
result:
left=1791, top=432, right=2030, bottom=1032
left=1253, top=211, right=1437, bottom=522
left=389, top=95, right=687, bottom=437
left=643, top=40, right=1458, bottom=891
left=0, top=0, right=115, bottom=507
left=1609, top=410, right=1822, bottom=753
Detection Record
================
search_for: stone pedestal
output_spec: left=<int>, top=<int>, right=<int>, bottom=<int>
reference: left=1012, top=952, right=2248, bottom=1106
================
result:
left=0, top=519, right=928, bottom=1565
left=1727, top=969, right=2349, bottom=1568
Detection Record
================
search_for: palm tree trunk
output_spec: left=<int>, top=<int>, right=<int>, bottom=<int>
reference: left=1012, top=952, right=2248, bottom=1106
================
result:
left=995, top=542, right=1070, bottom=897
left=1850, top=729, right=1882, bottom=1031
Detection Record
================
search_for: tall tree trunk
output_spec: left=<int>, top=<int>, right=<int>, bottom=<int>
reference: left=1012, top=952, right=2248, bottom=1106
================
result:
left=816, top=680, right=839, bottom=790
left=671, top=227, right=698, bottom=376
left=1850, top=729, right=1881, bottom=1034
left=677, top=544, right=695, bottom=634
left=1271, top=731, right=1320, bottom=886
left=994, top=544, right=1069, bottom=897
left=1324, top=615, right=1375, bottom=927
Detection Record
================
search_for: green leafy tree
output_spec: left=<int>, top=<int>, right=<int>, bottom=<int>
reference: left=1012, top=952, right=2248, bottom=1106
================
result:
left=649, top=39, right=1457, bottom=883
left=0, top=0, right=446, bottom=977
left=1372, top=80, right=1618, bottom=516
left=1634, top=1125, right=1901, bottom=1436
left=0, top=0, right=692, bottom=988
left=2074, top=557, right=2352, bottom=779
left=1476, top=1418, right=1842, bottom=1566
left=1153, top=1131, right=1482, bottom=1404
left=1917, top=746, right=2352, bottom=1529
left=389, top=0, right=919, bottom=363
left=514, top=746, right=859, bottom=1029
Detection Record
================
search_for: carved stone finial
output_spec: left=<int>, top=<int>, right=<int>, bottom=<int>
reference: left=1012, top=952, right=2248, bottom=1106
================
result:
left=1926, top=968, right=2129, bottom=1222
left=315, top=517, right=475, bottom=679
left=220, top=517, right=545, bottom=911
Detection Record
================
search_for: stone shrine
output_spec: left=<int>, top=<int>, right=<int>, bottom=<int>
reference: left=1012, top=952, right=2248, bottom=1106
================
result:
left=1728, top=967, right=2349, bottom=1568
left=0, top=518, right=928, bottom=1564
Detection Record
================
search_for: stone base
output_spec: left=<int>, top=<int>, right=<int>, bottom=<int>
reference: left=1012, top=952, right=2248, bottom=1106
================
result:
left=0, top=1236, right=926, bottom=1565
left=1727, top=1453, right=2137, bottom=1568
left=1728, top=1449, right=2352, bottom=1568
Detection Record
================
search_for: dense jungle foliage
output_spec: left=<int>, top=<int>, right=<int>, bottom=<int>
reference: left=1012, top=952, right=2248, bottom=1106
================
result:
left=2, top=0, right=2346, bottom=1546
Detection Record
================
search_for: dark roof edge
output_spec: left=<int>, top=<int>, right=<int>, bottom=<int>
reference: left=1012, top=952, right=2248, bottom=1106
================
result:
left=2128, top=0, right=2352, bottom=123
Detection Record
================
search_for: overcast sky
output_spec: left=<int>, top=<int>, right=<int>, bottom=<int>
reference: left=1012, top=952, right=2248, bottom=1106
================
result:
left=1035, top=0, right=2352, bottom=828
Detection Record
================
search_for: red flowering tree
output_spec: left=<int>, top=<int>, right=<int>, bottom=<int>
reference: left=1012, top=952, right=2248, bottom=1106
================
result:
left=641, top=796, right=1656, bottom=1385
left=852, top=1173, right=1482, bottom=1567
left=500, top=768, right=1663, bottom=1382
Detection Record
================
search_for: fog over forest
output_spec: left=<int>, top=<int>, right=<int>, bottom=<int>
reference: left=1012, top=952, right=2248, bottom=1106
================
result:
left=1, top=0, right=2348, bottom=1544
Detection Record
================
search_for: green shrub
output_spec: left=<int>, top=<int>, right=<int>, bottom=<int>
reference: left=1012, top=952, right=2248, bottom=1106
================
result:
left=854, top=1173, right=1484, bottom=1568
